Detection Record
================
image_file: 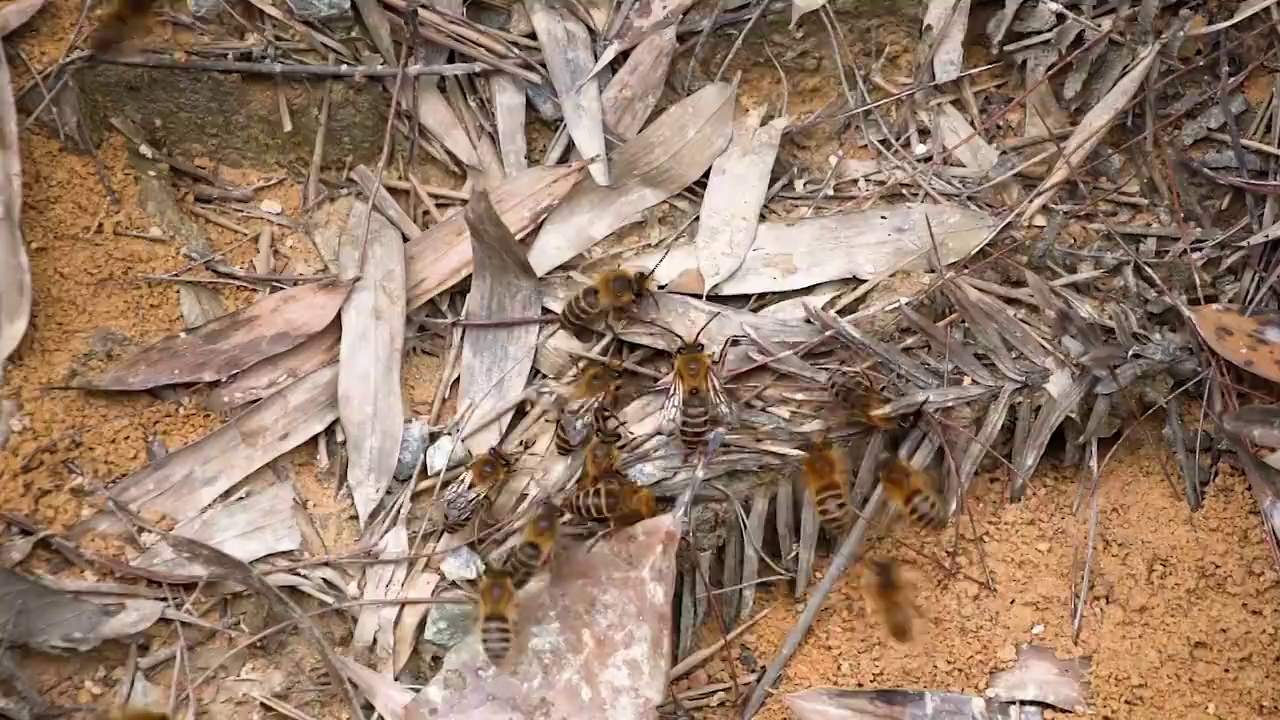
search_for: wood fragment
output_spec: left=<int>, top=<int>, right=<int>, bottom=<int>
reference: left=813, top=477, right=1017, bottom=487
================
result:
left=0, top=39, right=28, bottom=371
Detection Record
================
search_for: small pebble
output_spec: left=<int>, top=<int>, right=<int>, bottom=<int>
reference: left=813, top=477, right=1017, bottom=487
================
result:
left=260, top=199, right=284, bottom=215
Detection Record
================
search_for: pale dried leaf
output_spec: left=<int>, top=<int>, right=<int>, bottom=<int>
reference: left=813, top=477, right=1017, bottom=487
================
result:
left=592, top=0, right=697, bottom=78
left=695, top=108, right=785, bottom=291
left=405, top=514, right=680, bottom=720
left=339, top=203, right=407, bottom=528
left=132, top=482, right=302, bottom=577
left=80, top=278, right=351, bottom=391
left=492, top=75, right=529, bottom=176
left=922, top=0, right=969, bottom=83
left=459, top=190, right=542, bottom=453
left=0, top=40, right=28, bottom=370
left=206, top=322, right=341, bottom=411
left=784, top=687, right=1021, bottom=720
left=527, top=81, right=735, bottom=275
left=177, top=282, right=227, bottom=328
left=601, top=24, right=678, bottom=139
left=0, top=0, right=46, bottom=36
left=393, top=569, right=441, bottom=674
left=404, top=163, right=586, bottom=310
left=354, top=525, right=409, bottom=652
left=526, top=0, right=608, bottom=185
left=790, top=0, right=826, bottom=27
left=0, top=533, right=43, bottom=568
left=70, top=364, right=339, bottom=536
left=987, top=644, right=1091, bottom=713
left=335, top=656, right=414, bottom=720
left=1022, top=40, right=1161, bottom=222
left=414, top=80, right=483, bottom=170
left=924, top=102, right=999, bottom=171
left=0, top=569, right=162, bottom=652
left=627, top=203, right=996, bottom=294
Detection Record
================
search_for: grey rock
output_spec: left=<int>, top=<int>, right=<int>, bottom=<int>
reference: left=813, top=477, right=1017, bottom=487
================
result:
left=395, top=418, right=429, bottom=480
left=440, top=545, right=485, bottom=583
left=421, top=590, right=474, bottom=649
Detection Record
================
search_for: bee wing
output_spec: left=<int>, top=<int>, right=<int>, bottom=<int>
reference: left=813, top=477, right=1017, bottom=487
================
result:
left=659, top=375, right=685, bottom=433
left=706, top=370, right=738, bottom=426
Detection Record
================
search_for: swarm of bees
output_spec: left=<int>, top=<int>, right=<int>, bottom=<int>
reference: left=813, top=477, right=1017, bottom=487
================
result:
left=449, top=266, right=963, bottom=664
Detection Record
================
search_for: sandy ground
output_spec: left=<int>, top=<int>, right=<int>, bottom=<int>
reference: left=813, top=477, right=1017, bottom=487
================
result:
left=3, top=1, right=1279, bottom=719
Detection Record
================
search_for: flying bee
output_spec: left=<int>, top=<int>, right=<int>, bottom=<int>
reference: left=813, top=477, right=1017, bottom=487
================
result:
left=800, top=437, right=855, bottom=536
left=560, top=269, right=653, bottom=342
left=554, top=361, right=625, bottom=455
left=863, top=558, right=916, bottom=643
left=564, top=479, right=657, bottom=527
left=476, top=569, right=518, bottom=666
left=828, top=368, right=901, bottom=431
left=506, top=500, right=560, bottom=589
left=655, top=316, right=738, bottom=452
left=89, top=0, right=159, bottom=53
left=442, top=448, right=514, bottom=534
left=878, top=453, right=949, bottom=531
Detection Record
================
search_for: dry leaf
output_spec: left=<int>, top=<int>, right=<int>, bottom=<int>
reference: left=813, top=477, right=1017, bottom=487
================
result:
left=459, top=190, right=542, bottom=453
left=492, top=75, right=529, bottom=176
left=335, top=656, right=414, bottom=720
left=81, top=278, right=351, bottom=391
left=0, top=568, right=162, bottom=652
left=70, top=364, right=339, bottom=536
left=404, top=162, right=586, bottom=310
left=790, top=0, right=826, bottom=27
left=628, top=203, right=996, bottom=294
left=526, top=0, right=608, bottom=185
left=205, top=321, right=341, bottom=411
left=922, top=0, right=969, bottom=83
left=527, top=81, right=735, bottom=276
left=601, top=24, right=678, bottom=139
left=0, top=40, right=29, bottom=371
left=589, top=0, right=697, bottom=80
left=1021, top=39, right=1161, bottom=222
left=0, top=0, right=46, bottom=37
left=783, top=687, right=1017, bottom=720
left=987, top=644, right=1091, bottom=713
left=353, top=524, right=409, bottom=666
left=1222, top=405, right=1280, bottom=448
left=1191, top=304, right=1280, bottom=383
left=339, top=203, right=407, bottom=528
left=695, top=107, right=786, bottom=291
left=177, top=282, right=227, bottom=328
left=393, top=569, right=441, bottom=674
left=405, top=513, right=679, bottom=720
left=132, top=482, right=302, bottom=577
left=923, top=102, right=999, bottom=172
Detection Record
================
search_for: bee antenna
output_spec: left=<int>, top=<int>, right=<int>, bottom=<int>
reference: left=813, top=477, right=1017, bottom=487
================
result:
left=691, top=311, right=723, bottom=345
left=632, top=317, right=684, bottom=344
left=646, top=237, right=679, bottom=278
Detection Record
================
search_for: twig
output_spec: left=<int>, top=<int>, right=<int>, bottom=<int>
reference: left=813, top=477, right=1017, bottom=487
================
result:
left=305, top=53, right=335, bottom=208
left=90, top=54, right=487, bottom=77
left=668, top=606, right=771, bottom=680
left=740, top=486, right=884, bottom=719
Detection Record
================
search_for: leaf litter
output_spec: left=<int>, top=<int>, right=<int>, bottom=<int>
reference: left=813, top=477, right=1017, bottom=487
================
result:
left=6, top=0, right=1280, bottom=718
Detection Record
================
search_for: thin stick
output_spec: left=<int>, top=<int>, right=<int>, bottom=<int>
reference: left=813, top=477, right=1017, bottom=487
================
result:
left=91, top=54, right=487, bottom=77
left=668, top=606, right=771, bottom=680
left=305, top=53, right=335, bottom=207
left=740, top=485, right=884, bottom=719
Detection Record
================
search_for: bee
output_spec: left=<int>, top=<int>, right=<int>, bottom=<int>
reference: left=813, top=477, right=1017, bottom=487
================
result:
left=89, top=0, right=159, bottom=53
left=476, top=569, right=518, bottom=666
left=657, top=317, right=738, bottom=452
left=506, top=500, right=560, bottom=589
left=560, top=269, right=653, bottom=342
left=878, top=453, right=948, bottom=531
left=554, top=361, right=625, bottom=455
left=800, top=437, right=855, bottom=536
left=581, top=408, right=625, bottom=486
left=564, top=480, right=657, bottom=527
left=442, top=448, right=514, bottom=534
left=863, top=558, right=916, bottom=643
left=828, top=369, right=900, bottom=430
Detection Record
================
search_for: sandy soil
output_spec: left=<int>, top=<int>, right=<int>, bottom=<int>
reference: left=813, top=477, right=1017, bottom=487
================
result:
left=3, top=1, right=1279, bottom=720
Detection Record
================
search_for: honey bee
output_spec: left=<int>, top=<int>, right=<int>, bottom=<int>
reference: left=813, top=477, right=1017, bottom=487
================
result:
left=564, top=480, right=657, bottom=527
left=581, top=408, right=625, bottom=486
left=442, top=448, right=513, bottom=534
left=506, top=500, right=560, bottom=589
left=800, top=437, right=855, bottom=536
left=863, top=558, right=916, bottom=642
left=560, top=269, right=653, bottom=342
left=657, top=318, right=738, bottom=451
left=89, top=0, right=159, bottom=53
left=828, top=369, right=899, bottom=430
left=878, top=453, right=948, bottom=531
left=554, top=361, right=625, bottom=455
left=476, top=569, right=518, bottom=666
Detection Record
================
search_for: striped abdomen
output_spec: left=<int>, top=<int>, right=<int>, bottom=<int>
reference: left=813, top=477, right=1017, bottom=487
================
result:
left=901, top=488, right=948, bottom=530
left=561, top=287, right=604, bottom=340
left=565, top=484, right=622, bottom=521
left=678, top=394, right=711, bottom=448
left=554, top=418, right=583, bottom=455
left=812, top=485, right=854, bottom=535
left=480, top=615, right=515, bottom=665
left=508, top=541, right=549, bottom=589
